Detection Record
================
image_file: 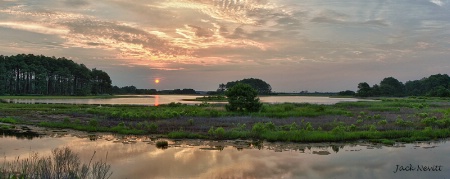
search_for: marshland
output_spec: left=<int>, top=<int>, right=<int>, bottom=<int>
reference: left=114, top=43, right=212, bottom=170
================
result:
left=1, top=96, right=449, bottom=143
left=2, top=95, right=450, bottom=178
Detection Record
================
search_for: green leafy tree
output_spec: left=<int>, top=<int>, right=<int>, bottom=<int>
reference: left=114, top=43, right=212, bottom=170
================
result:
left=225, top=83, right=262, bottom=112
left=0, top=56, right=6, bottom=95
left=223, top=78, right=272, bottom=95
left=356, top=82, right=372, bottom=97
left=338, top=90, right=355, bottom=96
left=217, top=83, right=226, bottom=93
left=0, top=54, right=111, bottom=96
left=405, top=74, right=450, bottom=97
left=379, top=77, right=405, bottom=96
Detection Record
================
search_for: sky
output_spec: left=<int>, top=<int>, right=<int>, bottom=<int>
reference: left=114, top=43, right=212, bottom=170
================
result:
left=0, top=0, right=449, bottom=92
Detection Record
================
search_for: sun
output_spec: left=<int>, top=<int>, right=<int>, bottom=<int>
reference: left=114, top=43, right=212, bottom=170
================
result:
left=154, top=79, right=160, bottom=84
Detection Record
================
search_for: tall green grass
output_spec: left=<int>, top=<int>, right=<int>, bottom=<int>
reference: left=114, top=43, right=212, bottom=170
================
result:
left=167, top=121, right=450, bottom=143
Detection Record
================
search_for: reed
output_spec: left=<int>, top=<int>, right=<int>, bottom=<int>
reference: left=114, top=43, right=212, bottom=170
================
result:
left=0, top=147, right=112, bottom=179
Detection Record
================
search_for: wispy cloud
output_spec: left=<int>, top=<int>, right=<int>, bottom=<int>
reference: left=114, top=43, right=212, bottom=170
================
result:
left=1, top=0, right=449, bottom=91
left=430, top=0, right=446, bottom=7
left=0, top=22, right=69, bottom=35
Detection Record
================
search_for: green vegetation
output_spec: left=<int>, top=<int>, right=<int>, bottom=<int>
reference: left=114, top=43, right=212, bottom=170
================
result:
left=1, top=97, right=450, bottom=144
left=167, top=122, right=450, bottom=143
left=225, top=83, right=262, bottom=112
left=0, top=117, right=17, bottom=124
left=0, top=147, right=112, bottom=179
left=156, top=140, right=169, bottom=149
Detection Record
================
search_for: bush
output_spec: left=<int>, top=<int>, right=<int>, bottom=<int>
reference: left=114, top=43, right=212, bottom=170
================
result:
left=214, top=127, right=225, bottom=138
left=0, top=117, right=17, bottom=124
left=156, top=140, right=169, bottom=149
left=188, top=118, right=194, bottom=126
left=146, top=122, right=158, bottom=133
left=304, top=122, right=314, bottom=131
left=421, top=117, right=438, bottom=128
left=378, top=120, right=388, bottom=126
left=225, top=83, right=262, bottom=112
left=264, top=122, right=276, bottom=131
left=252, top=122, right=265, bottom=134
left=88, top=119, right=99, bottom=128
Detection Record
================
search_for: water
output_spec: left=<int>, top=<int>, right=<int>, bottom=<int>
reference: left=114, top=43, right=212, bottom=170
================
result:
left=1, top=95, right=368, bottom=106
left=1, top=133, right=449, bottom=179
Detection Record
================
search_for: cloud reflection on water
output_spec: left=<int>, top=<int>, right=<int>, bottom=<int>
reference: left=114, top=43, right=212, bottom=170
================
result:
left=1, top=134, right=449, bottom=178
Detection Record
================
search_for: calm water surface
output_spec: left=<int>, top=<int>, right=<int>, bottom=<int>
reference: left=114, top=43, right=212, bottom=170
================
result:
left=1, top=133, right=449, bottom=179
left=2, top=95, right=368, bottom=105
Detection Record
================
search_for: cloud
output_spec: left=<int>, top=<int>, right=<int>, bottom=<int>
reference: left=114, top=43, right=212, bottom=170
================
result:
left=311, top=10, right=349, bottom=23
left=62, top=19, right=191, bottom=57
left=64, top=0, right=89, bottom=7
left=0, top=22, right=69, bottom=35
left=187, top=25, right=214, bottom=37
left=310, top=10, right=388, bottom=27
left=430, top=0, right=446, bottom=6
left=1, top=0, right=450, bottom=91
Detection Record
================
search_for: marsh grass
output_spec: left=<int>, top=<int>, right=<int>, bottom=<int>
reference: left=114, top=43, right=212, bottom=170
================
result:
left=0, top=147, right=112, bottom=179
left=0, top=117, right=17, bottom=124
left=2, top=97, right=450, bottom=143
left=166, top=121, right=450, bottom=144
left=259, top=103, right=351, bottom=118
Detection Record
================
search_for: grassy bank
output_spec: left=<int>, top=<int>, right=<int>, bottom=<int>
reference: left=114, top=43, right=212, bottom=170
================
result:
left=1, top=97, right=449, bottom=143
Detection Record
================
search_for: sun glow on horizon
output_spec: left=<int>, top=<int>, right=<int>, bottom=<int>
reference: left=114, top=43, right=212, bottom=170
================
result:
left=154, top=79, right=160, bottom=84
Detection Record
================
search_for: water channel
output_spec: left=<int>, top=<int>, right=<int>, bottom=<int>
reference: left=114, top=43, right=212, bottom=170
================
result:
left=1, top=132, right=449, bottom=179
left=1, top=95, right=369, bottom=105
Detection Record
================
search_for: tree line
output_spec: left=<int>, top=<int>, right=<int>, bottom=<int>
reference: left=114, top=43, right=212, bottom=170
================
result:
left=0, top=54, right=112, bottom=96
left=355, top=74, right=450, bottom=97
left=111, top=85, right=198, bottom=95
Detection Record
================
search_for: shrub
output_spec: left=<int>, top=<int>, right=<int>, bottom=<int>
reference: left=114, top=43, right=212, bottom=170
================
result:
left=264, top=122, right=276, bottom=131
left=304, top=122, right=314, bottom=131
left=252, top=122, right=265, bottom=134
left=156, top=140, right=169, bottom=149
left=88, top=119, right=99, bottom=128
left=436, top=118, right=450, bottom=128
left=233, top=123, right=246, bottom=131
left=289, top=122, right=298, bottom=131
left=417, top=113, right=429, bottom=118
left=421, top=117, right=437, bottom=127
left=63, top=117, right=71, bottom=124
left=356, top=119, right=363, bottom=125
left=378, top=120, right=388, bottom=126
left=188, top=118, right=194, bottom=126
left=331, top=126, right=345, bottom=135
left=225, top=83, right=262, bottom=112
left=0, top=117, right=17, bottom=124
left=214, top=127, right=225, bottom=138
left=146, top=122, right=158, bottom=133
left=348, top=124, right=357, bottom=131
left=373, top=114, right=382, bottom=119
